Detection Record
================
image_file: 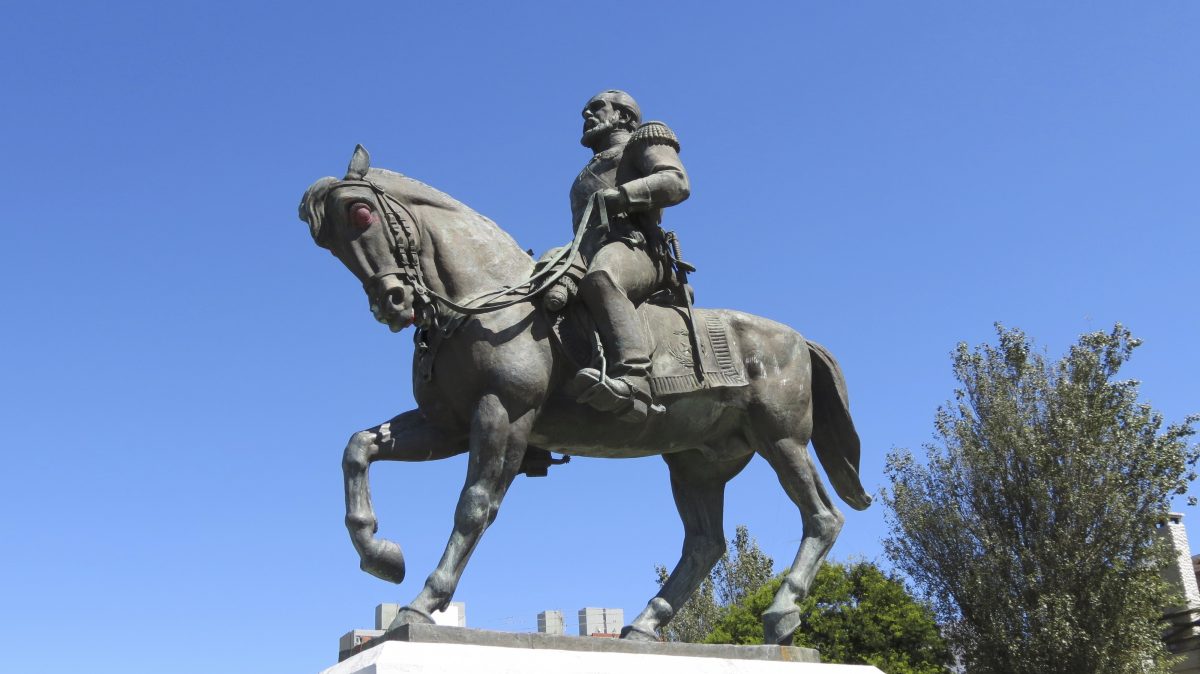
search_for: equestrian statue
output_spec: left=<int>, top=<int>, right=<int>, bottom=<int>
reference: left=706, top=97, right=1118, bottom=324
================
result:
left=297, top=90, right=871, bottom=646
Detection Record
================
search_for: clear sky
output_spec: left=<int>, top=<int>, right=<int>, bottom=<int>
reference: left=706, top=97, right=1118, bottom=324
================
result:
left=2, top=2, right=1197, bottom=672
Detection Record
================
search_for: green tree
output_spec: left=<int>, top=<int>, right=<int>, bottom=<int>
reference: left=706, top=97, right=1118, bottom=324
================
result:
left=713, top=525, right=777, bottom=607
left=883, top=324, right=1199, bottom=674
left=655, top=524, right=775, bottom=643
left=706, top=561, right=951, bottom=674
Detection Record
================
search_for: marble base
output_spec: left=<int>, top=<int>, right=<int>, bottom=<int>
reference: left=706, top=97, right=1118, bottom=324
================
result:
left=322, top=624, right=882, bottom=674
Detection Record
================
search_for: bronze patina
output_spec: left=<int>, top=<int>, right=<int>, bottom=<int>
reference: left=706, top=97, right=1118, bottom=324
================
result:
left=298, top=91, right=871, bottom=646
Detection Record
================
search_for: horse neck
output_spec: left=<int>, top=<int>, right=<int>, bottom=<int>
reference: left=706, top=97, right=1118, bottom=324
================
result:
left=409, top=202, right=534, bottom=301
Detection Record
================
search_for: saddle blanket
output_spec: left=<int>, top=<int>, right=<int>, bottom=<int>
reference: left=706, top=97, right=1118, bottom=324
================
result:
left=644, top=306, right=749, bottom=396
left=551, top=303, right=749, bottom=398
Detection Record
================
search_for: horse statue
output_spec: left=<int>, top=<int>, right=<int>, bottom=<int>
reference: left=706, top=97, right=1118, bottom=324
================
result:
left=298, top=145, right=871, bottom=646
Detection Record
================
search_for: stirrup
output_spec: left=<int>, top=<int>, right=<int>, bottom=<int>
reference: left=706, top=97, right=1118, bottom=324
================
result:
left=569, top=368, right=653, bottom=423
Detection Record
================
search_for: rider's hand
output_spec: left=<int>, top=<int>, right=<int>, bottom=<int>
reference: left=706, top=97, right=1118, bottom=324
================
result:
left=599, top=187, right=630, bottom=215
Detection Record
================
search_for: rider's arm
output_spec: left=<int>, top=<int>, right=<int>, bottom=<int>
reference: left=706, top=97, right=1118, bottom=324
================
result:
left=621, top=143, right=690, bottom=213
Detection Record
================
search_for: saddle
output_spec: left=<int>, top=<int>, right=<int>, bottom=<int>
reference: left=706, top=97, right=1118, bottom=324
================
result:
left=520, top=287, right=748, bottom=477
left=546, top=298, right=749, bottom=400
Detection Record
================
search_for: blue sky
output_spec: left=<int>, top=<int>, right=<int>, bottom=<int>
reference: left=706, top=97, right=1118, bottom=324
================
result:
left=2, top=2, right=1197, bottom=672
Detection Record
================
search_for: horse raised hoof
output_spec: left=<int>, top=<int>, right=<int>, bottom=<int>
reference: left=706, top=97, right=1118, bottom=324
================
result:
left=387, top=605, right=437, bottom=631
left=619, top=624, right=660, bottom=642
left=762, top=607, right=800, bottom=646
left=357, top=538, right=406, bottom=584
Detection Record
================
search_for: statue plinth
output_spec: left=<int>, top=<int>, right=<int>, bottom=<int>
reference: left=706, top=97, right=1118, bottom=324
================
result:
left=322, top=624, right=883, bottom=674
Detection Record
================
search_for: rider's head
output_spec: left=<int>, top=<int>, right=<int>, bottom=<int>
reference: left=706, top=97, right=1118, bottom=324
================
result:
left=581, top=90, right=641, bottom=149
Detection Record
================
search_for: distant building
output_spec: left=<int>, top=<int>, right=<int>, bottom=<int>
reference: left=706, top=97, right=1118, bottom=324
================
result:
left=375, top=602, right=466, bottom=630
left=434, top=602, right=467, bottom=628
left=538, top=610, right=565, bottom=635
left=1158, top=513, right=1200, bottom=673
left=337, top=628, right=384, bottom=658
left=338, top=602, right=467, bottom=661
left=578, top=607, right=623, bottom=637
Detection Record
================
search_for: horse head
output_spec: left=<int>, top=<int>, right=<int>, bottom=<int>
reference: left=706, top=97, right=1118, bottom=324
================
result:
left=299, top=145, right=424, bottom=332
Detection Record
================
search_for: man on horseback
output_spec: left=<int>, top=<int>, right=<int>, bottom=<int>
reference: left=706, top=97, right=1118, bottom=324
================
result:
left=568, top=89, right=691, bottom=422
left=303, top=137, right=872, bottom=648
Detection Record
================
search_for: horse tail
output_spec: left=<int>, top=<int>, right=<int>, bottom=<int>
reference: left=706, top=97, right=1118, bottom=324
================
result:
left=807, top=339, right=872, bottom=511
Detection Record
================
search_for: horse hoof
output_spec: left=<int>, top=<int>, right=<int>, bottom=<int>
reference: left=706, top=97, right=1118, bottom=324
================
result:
left=620, top=624, right=659, bottom=642
left=358, top=539, right=406, bottom=584
left=762, top=608, right=800, bottom=646
left=388, top=605, right=437, bottom=631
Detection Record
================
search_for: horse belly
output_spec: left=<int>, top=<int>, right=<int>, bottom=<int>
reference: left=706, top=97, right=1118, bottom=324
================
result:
left=530, top=389, right=742, bottom=458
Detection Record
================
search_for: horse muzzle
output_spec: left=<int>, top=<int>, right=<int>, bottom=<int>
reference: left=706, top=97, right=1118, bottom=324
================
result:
left=370, top=274, right=416, bottom=332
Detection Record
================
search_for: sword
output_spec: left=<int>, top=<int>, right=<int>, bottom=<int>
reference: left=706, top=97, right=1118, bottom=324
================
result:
left=666, top=231, right=705, bottom=385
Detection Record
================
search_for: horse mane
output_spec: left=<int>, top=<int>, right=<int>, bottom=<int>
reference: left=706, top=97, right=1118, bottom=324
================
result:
left=366, top=168, right=462, bottom=211
left=299, top=167, right=524, bottom=257
left=365, top=167, right=534, bottom=291
left=370, top=169, right=507, bottom=230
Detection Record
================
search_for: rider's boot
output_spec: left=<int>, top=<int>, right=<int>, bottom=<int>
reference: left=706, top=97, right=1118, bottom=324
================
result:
left=569, top=270, right=655, bottom=423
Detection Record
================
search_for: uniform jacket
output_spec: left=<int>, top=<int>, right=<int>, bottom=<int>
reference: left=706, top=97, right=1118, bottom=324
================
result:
left=569, top=121, right=690, bottom=261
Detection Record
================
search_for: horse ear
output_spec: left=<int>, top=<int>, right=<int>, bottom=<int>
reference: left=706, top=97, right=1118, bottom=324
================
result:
left=346, top=144, right=371, bottom=179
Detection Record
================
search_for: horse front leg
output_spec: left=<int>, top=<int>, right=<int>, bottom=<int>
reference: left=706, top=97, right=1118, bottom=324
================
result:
left=344, top=409, right=467, bottom=584
left=391, top=392, right=534, bottom=628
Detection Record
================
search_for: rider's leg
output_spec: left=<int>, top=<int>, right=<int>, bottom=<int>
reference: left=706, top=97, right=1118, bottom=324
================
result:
left=580, top=271, right=653, bottom=379
left=580, top=240, right=661, bottom=303
left=575, top=243, right=661, bottom=418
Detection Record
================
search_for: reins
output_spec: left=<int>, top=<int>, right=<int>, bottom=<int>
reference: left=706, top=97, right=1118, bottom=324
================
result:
left=352, top=177, right=608, bottom=319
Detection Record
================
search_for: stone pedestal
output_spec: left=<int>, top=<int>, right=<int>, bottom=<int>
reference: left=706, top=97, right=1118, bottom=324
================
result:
left=321, top=624, right=883, bottom=674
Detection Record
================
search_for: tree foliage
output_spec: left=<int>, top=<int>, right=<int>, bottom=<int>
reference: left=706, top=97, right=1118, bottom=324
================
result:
left=655, top=524, right=775, bottom=643
left=714, top=525, right=778, bottom=607
left=883, top=324, right=1199, bottom=674
left=655, top=528, right=950, bottom=674
left=706, top=561, right=950, bottom=674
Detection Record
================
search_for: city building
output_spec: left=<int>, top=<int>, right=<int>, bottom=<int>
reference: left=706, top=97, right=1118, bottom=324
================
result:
left=375, top=601, right=466, bottom=630
left=1159, top=513, right=1200, bottom=673
left=578, top=607, right=624, bottom=638
left=537, top=610, right=565, bottom=635
left=338, top=602, right=467, bottom=660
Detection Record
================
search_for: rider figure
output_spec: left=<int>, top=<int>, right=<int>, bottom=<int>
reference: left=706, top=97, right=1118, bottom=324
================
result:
left=568, top=90, right=691, bottom=422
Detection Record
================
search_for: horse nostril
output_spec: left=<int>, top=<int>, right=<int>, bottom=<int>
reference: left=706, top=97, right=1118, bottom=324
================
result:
left=387, top=289, right=406, bottom=307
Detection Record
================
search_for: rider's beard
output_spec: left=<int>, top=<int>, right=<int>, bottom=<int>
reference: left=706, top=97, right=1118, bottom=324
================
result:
left=581, top=119, right=618, bottom=148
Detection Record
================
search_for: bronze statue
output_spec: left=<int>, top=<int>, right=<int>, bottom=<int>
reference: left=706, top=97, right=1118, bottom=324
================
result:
left=567, top=90, right=690, bottom=423
left=297, top=91, right=871, bottom=646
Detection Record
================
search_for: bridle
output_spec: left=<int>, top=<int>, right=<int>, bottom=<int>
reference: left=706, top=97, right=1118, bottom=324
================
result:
left=335, top=177, right=437, bottom=321
left=335, top=177, right=608, bottom=327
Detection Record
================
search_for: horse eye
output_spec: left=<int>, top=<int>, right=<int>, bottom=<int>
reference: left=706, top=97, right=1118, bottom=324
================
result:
left=350, top=203, right=375, bottom=229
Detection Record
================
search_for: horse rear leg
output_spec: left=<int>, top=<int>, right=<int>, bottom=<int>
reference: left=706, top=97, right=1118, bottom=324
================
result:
left=753, top=423, right=844, bottom=645
left=391, top=393, right=535, bottom=629
left=344, top=409, right=467, bottom=584
left=624, top=447, right=753, bottom=641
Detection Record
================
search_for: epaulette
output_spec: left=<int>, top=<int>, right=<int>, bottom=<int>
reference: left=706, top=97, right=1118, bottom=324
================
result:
left=630, top=121, right=680, bottom=153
